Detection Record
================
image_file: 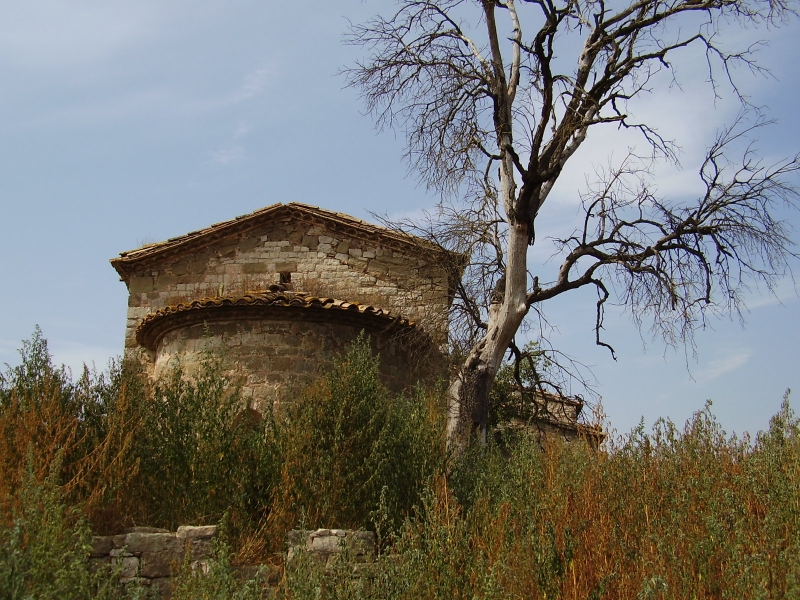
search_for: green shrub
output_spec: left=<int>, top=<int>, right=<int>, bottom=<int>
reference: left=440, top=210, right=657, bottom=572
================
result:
left=268, top=333, right=445, bottom=544
left=171, top=530, right=270, bottom=600
left=129, top=354, right=279, bottom=535
left=5, top=330, right=800, bottom=599
left=0, top=459, right=138, bottom=600
left=0, top=328, right=143, bottom=534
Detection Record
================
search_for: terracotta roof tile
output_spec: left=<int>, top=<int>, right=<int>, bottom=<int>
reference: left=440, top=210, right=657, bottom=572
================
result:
left=135, top=285, right=423, bottom=351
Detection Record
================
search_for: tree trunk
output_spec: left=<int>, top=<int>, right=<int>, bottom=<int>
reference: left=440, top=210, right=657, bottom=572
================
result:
left=446, top=219, right=530, bottom=449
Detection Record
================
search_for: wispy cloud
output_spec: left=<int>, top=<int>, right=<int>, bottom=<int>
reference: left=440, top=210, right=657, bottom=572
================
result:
left=229, top=68, right=274, bottom=104
left=15, top=62, right=277, bottom=130
left=210, top=144, right=245, bottom=165
left=696, top=349, right=752, bottom=383
left=209, top=120, right=253, bottom=165
left=741, top=276, right=799, bottom=310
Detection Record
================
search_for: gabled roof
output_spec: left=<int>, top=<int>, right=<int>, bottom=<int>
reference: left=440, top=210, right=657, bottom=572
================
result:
left=111, top=202, right=455, bottom=283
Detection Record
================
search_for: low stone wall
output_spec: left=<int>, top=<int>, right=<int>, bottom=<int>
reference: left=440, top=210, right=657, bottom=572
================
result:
left=287, top=528, right=377, bottom=568
left=90, top=525, right=218, bottom=597
left=89, top=526, right=376, bottom=596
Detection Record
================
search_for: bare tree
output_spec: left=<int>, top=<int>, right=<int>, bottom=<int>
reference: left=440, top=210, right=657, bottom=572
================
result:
left=345, top=0, right=800, bottom=448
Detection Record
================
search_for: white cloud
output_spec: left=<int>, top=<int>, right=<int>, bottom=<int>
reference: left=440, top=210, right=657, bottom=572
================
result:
left=14, top=63, right=277, bottom=130
left=742, top=276, right=799, bottom=310
left=696, top=349, right=752, bottom=383
left=208, top=120, right=256, bottom=165
left=230, top=68, right=274, bottom=103
left=210, top=144, right=245, bottom=165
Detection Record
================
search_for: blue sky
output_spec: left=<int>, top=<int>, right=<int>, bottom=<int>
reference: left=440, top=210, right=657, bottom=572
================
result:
left=1, top=1, right=798, bottom=438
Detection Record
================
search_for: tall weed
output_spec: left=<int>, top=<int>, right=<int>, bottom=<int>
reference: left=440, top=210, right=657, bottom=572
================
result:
left=0, top=458, right=137, bottom=599
left=127, top=354, right=279, bottom=534
left=265, top=333, right=445, bottom=551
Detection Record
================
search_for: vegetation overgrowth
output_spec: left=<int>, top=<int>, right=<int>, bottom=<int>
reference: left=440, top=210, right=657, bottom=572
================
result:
left=1, top=329, right=798, bottom=598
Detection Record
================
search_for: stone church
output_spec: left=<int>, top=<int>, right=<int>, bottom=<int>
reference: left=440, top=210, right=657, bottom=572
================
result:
left=111, top=203, right=458, bottom=410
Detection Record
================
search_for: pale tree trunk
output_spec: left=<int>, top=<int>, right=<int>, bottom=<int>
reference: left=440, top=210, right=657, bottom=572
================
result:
left=446, top=197, right=530, bottom=449
left=446, top=2, right=529, bottom=448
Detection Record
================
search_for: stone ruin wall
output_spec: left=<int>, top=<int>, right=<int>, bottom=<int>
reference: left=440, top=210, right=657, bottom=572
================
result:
left=123, top=217, right=451, bottom=363
left=89, top=525, right=374, bottom=598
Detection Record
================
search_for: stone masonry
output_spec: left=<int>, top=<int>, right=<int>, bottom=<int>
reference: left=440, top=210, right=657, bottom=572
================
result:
left=90, top=525, right=220, bottom=597
left=287, top=528, right=377, bottom=569
left=111, top=203, right=461, bottom=410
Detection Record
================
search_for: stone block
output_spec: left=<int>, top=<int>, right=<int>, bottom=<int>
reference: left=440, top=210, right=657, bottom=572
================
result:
left=242, top=262, right=269, bottom=274
left=91, top=536, right=114, bottom=557
left=216, top=242, right=238, bottom=257
left=140, top=550, right=179, bottom=578
left=125, top=532, right=180, bottom=555
left=238, top=237, right=260, bottom=252
left=189, top=539, right=213, bottom=560
left=348, top=257, right=368, bottom=272
left=125, top=526, right=170, bottom=534
left=336, top=241, right=350, bottom=253
left=116, top=556, right=140, bottom=579
left=129, top=276, right=154, bottom=294
left=176, top=525, right=219, bottom=540
left=311, top=535, right=342, bottom=553
left=301, top=235, right=319, bottom=249
left=368, top=261, right=389, bottom=275
left=157, top=274, right=179, bottom=287
left=171, top=261, right=190, bottom=276
left=275, top=261, right=297, bottom=273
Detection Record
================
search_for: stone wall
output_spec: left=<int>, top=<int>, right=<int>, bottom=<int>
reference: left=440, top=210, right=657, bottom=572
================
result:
left=123, top=217, right=451, bottom=359
left=88, top=525, right=375, bottom=597
left=287, top=529, right=377, bottom=568
left=90, top=525, right=219, bottom=597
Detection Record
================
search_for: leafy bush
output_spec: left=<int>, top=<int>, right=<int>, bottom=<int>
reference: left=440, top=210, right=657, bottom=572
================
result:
left=329, top=400, right=800, bottom=600
left=0, top=328, right=143, bottom=533
left=0, top=459, right=138, bottom=600
left=266, top=333, right=445, bottom=547
left=127, top=354, right=279, bottom=534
